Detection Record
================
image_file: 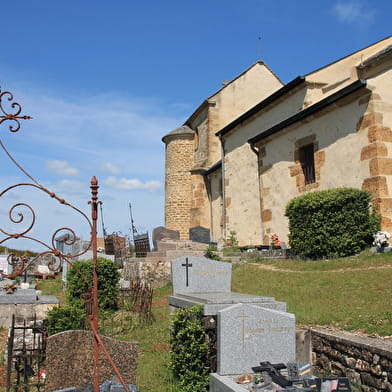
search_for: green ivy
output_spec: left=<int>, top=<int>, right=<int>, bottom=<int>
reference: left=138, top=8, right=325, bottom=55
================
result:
left=169, top=305, right=210, bottom=392
left=285, top=188, right=380, bottom=259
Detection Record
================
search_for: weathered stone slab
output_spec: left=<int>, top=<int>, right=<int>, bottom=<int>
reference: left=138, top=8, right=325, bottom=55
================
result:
left=217, top=303, right=295, bottom=375
left=45, top=330, right=138, bottom=391
left=168, top=291, right=286, bottom=315
left=171, top=256, right=231, bottom=294
left=189, top=226, right=210, bottom=244
left=152, top=226, right=180, bottom=250
left=210, top=373, right=247, bottom=392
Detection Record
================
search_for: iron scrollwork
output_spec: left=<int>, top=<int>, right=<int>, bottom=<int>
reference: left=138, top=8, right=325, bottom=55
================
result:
left=0, top=86, right=131, bottom=392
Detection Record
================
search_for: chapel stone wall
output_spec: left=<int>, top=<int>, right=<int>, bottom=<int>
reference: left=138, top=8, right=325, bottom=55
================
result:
left=163, top=129, right=194, bottom=240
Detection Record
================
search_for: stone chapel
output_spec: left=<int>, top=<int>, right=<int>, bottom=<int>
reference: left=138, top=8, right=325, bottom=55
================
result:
left=162, top=36, right=392, bottom=247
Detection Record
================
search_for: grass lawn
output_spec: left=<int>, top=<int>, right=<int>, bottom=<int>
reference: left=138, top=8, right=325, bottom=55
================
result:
left=232, top=250, right=392, bottom=336
left=8, top=250, right=392, bottom=392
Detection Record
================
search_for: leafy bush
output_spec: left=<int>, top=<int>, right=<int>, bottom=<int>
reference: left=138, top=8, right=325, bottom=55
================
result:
left=44, top=305, right=86, bottom=335
left=169, top=305, right=210, bottom=392
left=205, top=245, right=222, bottom=261
left=285, top=188, right=380, bottom=259
left=67, top=257, right=120, bottom=311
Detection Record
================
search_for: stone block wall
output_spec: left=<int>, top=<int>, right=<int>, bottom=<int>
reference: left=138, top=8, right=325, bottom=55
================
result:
left=123, top=258, right=171, bottom=288
left=163, top=128, right=195, bottom=240
left=311, top=329, right=392, bottom=392
left=0, top=302, right=58, bottom=328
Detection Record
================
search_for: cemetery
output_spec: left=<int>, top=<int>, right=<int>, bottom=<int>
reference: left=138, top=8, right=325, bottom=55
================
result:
left=0, top=66, right=391, bottom=392
left=1, top=233, right=392, bottom=391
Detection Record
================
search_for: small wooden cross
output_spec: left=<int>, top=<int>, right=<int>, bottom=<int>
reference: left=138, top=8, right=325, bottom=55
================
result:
left=181, top=257, right=192, bottom=287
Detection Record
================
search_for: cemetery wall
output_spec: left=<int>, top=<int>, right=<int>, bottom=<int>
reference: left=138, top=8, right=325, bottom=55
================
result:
left=0, top=303, right=57, bottom=328
left=123, top=259, right=171, bottom=288
left=311, top=329, right=392, bottom=392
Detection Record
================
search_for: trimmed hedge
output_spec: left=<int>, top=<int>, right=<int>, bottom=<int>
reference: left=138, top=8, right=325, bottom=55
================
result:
left=285, top=188, right=379, bottom=259
left=44, top=305, right=87, bottom=335
left=169, top=305, right=210, bottom=392
left=66, top=257, right=120, bottom=311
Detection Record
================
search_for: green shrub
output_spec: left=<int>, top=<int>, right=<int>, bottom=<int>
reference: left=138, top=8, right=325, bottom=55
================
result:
left=66, top=257, right=120, bottom=311
left=285, top=188, right=380, bottom=259
left=205, top=245, right=222, bottom=261
left=44, top=305, right=86, bottom=335
left=169, top=305, right=210, bottom=392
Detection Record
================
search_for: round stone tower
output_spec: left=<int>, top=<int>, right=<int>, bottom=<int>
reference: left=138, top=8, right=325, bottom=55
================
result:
left=162, top=125, right=195, bottom=240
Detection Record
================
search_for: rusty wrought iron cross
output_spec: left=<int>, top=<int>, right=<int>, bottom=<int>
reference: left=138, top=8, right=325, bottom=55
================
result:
left=181, top=257, right=192, bottom=287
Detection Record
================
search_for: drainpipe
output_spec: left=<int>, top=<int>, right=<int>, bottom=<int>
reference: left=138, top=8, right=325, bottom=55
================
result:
left=201, top=171, right=214, bottom=242
left=249, top=140, right=264, bottom=246
left=219, top=135, right=226, bottom=243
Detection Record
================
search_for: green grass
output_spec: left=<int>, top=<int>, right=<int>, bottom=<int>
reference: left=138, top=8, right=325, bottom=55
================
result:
left=113, top=284, right=177, bottom=392
left=10, top=251, right=391, bottom=391
left=35, top=275, right=66, bottom=304
left=233, top=251, right=392, bottom=335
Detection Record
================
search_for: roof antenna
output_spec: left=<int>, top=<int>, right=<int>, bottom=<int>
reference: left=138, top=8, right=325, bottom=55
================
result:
left=258, top=36, right=262, bottom=60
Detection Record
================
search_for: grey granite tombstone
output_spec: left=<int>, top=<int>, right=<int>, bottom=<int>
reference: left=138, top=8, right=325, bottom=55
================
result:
left=171, top=256, right=232, bottom=294
left=217, top=303, right=295, bottom=375
left=189, top=226, right=210, bottom=244
left=152, top=226, right=180, bottom=250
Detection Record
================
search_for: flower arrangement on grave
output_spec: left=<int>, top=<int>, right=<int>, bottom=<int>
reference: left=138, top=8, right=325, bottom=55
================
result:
left=3, top=283, right=17, bottom=294
left=271, top=233, right=281, bottom=249
left=373, top=231, right=391, bottom=248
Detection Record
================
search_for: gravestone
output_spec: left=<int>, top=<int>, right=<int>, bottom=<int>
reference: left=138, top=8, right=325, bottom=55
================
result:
left=45, top=331, right=138, bottom=391
left=152, top=226, right=180, bottom=250
left=189, top=226, right=210, bottom=244
left=217, top=303, right=295, bottom=375
left=169, top=256, right=286, bottom=314
left=171, top=256, right=231, bottom=294
left=169, top=256, right=297, bottom=389
left=134, top=232, right=150, bottom=257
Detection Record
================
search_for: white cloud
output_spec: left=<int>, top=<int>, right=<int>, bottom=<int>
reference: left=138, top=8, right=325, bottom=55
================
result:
left=46, top=160, right=80, bottom=177
left=103, top=176, right=162, bottom=192
left=101, top=162, right=123, bottom=175
left=333, top=1, right=376, bottom=24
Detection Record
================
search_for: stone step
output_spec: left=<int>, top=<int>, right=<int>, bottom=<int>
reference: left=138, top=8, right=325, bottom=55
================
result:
left=146, top=251, right=166, bottom=258
left=165, top=250, right=207, bottom=259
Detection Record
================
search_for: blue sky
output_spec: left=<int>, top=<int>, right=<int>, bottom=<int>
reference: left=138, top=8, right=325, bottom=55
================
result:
left=0, top=0, right=391, bottom=251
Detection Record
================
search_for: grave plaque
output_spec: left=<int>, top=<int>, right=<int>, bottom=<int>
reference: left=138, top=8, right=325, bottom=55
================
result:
left=134, top=232, right=150, bottom=258
left=217, top=303, right=295, bottom=375
left=152, top=226, right=180, bottom=250
left=189, top=226, right=210, bottom=244
left=171, top=256, right=231, bottom=294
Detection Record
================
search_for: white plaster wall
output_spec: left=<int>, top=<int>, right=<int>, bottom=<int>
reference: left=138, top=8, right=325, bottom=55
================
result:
left=208, top=170, right=222, bottom=242
left=260, top=97, right=371, bottom=244
left=306, top=37, right=392, bottom=89
left=212, top=63, right=283, bottom=131
left=221, top=87, right=309, bottom=246
left=224, top=147, right=261, bottom=245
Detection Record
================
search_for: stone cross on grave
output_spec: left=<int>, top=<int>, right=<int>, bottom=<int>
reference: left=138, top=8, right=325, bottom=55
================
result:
left=181, top=257, right=192, bottom=287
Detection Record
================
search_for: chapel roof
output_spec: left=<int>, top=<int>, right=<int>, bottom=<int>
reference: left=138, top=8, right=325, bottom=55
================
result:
left=161, top=124, right=194, bottom=143
left=216, top=76, right=305, bottom=138
left=248, top=79, right=368, bottom=146
left=357, top=44, right=392, bottom=70
left=185, top=60, right=282, bottom=127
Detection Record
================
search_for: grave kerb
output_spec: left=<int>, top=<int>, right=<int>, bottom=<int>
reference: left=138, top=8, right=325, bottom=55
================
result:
left=168, top=291, right=287, bottom=315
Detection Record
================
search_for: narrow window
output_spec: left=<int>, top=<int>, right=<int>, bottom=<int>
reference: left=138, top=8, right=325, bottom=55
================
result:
left=299, top=144, right=315, bottom=184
